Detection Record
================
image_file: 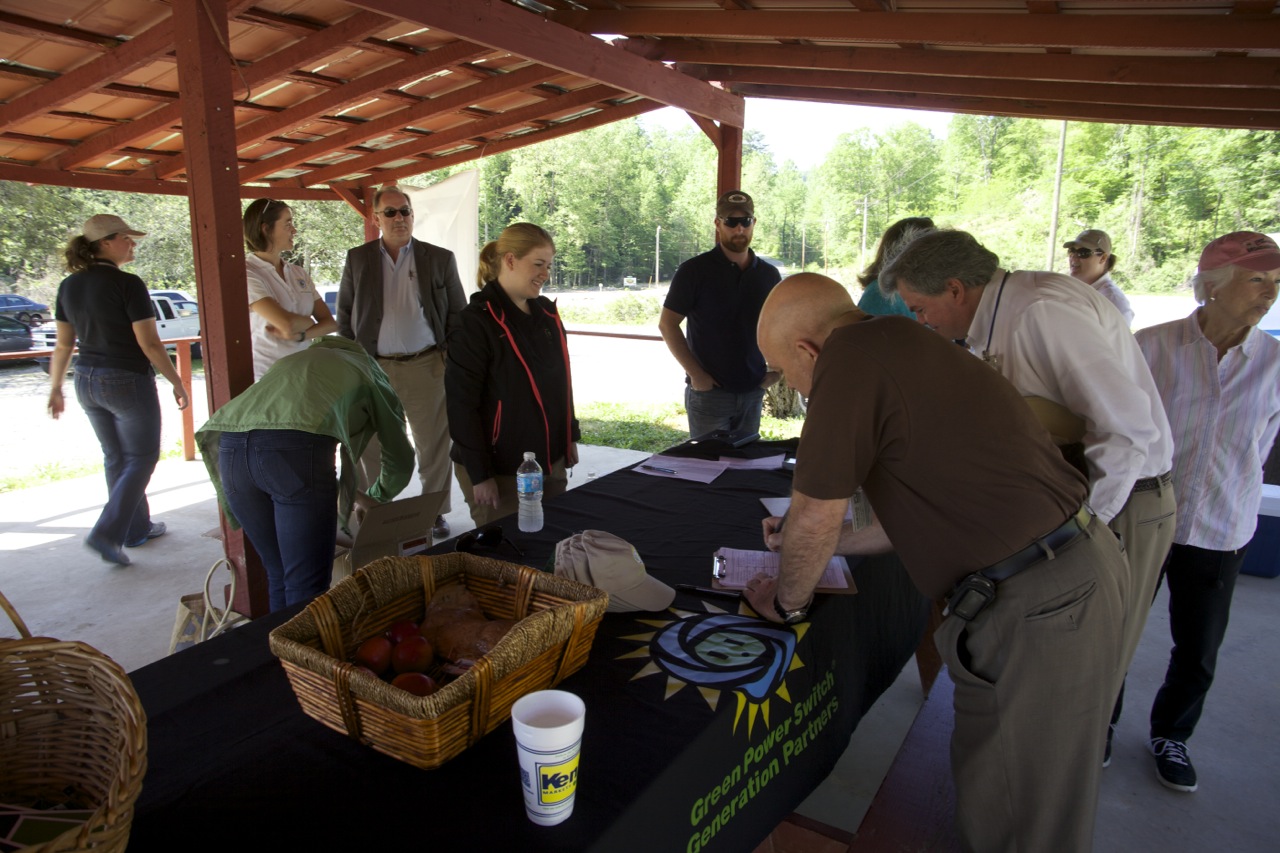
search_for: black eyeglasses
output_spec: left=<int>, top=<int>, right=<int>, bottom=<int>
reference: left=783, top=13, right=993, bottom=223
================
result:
left=1066, top=247, right=1102, bottom=259
left=380, top=206, right=413, bottom=219
left=720, top=216, right=754, bottom=229
left=455, top=525, right=524, bottom=557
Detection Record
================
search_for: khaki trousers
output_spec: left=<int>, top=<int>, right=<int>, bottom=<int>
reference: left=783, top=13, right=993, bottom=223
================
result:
left=937, top=517, right=1127, bottom=853
left=1108, top=477, right=1176, bottom=675
left=359, top=349, right=452, bottom=514
left=454, top=457, right=568, bottom=528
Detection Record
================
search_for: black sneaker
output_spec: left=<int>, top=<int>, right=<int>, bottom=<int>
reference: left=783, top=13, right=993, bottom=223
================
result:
left=1149, top=737, right=1198, bottom=792
left=1103, top=723, right=1116, bottom=768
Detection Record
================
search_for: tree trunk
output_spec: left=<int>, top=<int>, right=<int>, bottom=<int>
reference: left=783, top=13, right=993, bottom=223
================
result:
left=764, top=377, right=806, bottom=420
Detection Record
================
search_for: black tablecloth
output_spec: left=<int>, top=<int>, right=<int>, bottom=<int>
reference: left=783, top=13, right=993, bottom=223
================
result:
left=128, top=443, right=929, bottom=852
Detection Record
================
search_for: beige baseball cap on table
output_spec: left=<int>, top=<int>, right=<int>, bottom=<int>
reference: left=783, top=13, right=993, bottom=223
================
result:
left=83, top=214, right=146, bottom=243
left=554, top=530, right=675, bottom=613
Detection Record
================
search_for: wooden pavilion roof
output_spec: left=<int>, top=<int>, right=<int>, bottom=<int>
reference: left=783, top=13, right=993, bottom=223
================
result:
left=0, top=1, right=1276, bottom=203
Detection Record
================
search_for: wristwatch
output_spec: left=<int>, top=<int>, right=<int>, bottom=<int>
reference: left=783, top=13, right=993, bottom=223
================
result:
left=296, top=331, right=306, bottom=342
left=772, top=595, right=809, bottom=625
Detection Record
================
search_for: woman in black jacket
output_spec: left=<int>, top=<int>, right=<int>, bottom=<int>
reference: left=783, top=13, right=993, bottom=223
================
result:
left=446, top=223, right=579, bottom=526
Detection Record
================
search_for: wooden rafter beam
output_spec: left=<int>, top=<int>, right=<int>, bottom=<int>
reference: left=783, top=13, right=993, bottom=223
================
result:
left=336, top=98, right=661, bottom=187
left=0, top=10, right=124, bottom=50
left=547, top=10, right=1280, bottom=52
left=299, top=83, right=625, bottom=187
left=681, top=64, right=1270, bottom=112
left=0, top=1, right=257, bottom=135
left=350, top=0, right=743, bottom=125
left=0, top=161, right=334, bottom=199
left=647, top=40, right=1280, bottom=90
left=734, top=83, right=1280, bottom=131
left=236, top=62, right=553, bottom=183
left=236, top=6, right=422, bottom=61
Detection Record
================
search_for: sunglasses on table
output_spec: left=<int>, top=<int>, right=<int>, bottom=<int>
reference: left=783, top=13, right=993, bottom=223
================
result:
left=1065, top=247, right=1103, bottom=259
left=455, top=525, right=525, bottom=558
left=719, top=216, right=754, bottom=229
left=380, top=206, right=413, bottom=219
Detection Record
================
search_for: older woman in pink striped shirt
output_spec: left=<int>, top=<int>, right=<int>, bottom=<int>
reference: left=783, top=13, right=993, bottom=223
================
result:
left=1134, top=231, right=1280, bottom=795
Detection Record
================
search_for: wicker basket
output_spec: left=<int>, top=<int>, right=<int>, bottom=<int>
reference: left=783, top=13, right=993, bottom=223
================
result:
left=268, top=553, right=608, bottom=770
left=0, top=590, right=147, bottom=852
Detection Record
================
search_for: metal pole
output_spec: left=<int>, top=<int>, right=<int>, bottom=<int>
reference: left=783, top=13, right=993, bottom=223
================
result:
left=655, top=225, right=661, bottom=285
left=1047, top=119, right=1067, bottom=270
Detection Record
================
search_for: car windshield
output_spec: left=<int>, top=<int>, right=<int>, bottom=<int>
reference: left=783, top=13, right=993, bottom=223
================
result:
left=172, top=300, right=199, bottom=316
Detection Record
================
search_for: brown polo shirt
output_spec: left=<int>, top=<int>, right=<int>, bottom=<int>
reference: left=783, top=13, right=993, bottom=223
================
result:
left=794, top=316, right=1087, bottom=598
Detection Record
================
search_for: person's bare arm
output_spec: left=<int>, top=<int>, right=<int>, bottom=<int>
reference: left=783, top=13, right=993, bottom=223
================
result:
left=745, top=490, right=847, bottom=620
left=306, top=297, right=339, bottom=338
left=658, top=307, right=716, bottom=391
left=251, top=296, right=312, bottom=340
left=132, top=318, right=190, bottom=409
left=46, top=321, right=77, bottom=419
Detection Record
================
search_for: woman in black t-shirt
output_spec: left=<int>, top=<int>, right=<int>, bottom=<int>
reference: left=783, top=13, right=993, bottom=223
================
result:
left=47, top=214, right=190, bottom=566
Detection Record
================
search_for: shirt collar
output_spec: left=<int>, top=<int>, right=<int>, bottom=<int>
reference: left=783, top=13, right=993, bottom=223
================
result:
left=1184, top=308, right=1263, bottom=359
left=963, top=268, right=1006, bottom=351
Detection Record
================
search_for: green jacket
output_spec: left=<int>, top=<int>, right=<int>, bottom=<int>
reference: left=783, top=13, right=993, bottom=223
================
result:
left=196, top=336, right=413, bottom=532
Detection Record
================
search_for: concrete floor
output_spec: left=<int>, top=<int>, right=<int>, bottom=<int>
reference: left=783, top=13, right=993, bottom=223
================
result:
left=3, top=452, right=1276, bottom=850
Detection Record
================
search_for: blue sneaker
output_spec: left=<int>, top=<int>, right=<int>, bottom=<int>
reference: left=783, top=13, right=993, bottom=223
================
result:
left=1149, top=737, right=1197, bottom=792
left=126, top=521, right=167, bottom=548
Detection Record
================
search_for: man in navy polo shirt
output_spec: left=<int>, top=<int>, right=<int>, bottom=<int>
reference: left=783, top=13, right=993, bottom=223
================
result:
left=659, top=190, right=781, bottom=437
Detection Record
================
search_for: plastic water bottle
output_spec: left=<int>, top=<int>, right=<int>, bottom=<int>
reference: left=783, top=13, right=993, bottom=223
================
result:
left=516, top=451, right=544, bottom=533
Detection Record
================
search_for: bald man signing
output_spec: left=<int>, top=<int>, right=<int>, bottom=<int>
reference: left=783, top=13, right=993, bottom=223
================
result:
left=744, top=274, right=1128, bottom=853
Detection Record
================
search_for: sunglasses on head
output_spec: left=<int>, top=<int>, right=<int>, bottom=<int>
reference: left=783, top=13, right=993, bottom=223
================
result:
left=720, top=216, right=754, bottom=229
left=1066, top=246, right=1102, bottom=259
left=381, top=206, right=413, bottom=219
left=455, top=524, right=525, bottom=557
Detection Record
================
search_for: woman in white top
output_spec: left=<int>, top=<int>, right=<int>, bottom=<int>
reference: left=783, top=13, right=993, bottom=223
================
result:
left=1064, top=228, right=1134, bottom=326
left=243, top=198, right=337, bottom=379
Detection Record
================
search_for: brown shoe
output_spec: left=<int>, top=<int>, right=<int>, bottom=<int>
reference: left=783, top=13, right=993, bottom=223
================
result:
left=432, top=515, right=450, bottom=539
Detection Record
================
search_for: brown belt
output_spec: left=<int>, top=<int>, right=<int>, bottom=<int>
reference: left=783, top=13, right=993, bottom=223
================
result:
left=378, top=345, right=437, bottom=362
left=1133, top=471, right=1173, bottom=493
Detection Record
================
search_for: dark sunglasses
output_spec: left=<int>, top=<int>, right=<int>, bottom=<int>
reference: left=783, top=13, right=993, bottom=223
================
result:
left=455, top=524, right=525, bottom=557
left=720, top=216, right=754, bottom=229
left=381, top=206, right=413, bottom=219
left=1066, top=246, right=1102, bottom=259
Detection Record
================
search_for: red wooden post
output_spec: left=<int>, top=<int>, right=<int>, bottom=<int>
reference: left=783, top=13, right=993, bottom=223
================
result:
left=173, top=0, right=269, bottom=618
left=717, top=124, right=743, bottom=199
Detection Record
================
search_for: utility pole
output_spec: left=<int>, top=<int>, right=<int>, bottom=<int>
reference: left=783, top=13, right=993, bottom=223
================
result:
left=654, top=225, right=661, bottom=285
left=1047, top=120, right=1067, bottom=270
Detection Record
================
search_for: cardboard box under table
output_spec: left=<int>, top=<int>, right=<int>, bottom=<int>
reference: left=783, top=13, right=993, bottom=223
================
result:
left=269, top=552, right=608, bottom=770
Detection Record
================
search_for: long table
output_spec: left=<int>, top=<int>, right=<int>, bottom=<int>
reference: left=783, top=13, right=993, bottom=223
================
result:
left=127, top=441, right=929, bottom=852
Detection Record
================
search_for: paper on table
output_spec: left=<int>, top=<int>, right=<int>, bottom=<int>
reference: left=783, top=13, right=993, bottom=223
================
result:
left=718, top=453, right=786, bottom=471
left=634, top=454, right=730, bottom=484
left=712, top=547, right=852, bottom=592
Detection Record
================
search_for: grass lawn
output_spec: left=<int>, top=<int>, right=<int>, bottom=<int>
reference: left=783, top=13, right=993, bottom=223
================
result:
left=577, top=400, right=804, bottom=453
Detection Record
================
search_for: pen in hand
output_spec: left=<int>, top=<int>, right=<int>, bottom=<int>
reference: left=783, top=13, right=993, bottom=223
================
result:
left=641, top=464, right=677, bottom=474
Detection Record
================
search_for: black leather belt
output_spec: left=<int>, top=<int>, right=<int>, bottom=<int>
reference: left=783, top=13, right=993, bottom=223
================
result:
left=378, top=345, right=437, bottom=362
left=1133, top=471, right=1172, bottom=493
left=982, top=505, right=1093, bottom=582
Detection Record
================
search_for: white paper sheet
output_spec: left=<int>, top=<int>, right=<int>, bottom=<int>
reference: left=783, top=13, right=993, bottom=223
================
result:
left=718, top=453, right=786, bottom=471
left=713, top=547, right=849, bottom=590
left=634, top=454, right=729, bottom=484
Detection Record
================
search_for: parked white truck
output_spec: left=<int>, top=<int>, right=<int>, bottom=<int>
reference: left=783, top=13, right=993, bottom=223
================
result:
left=33, top=293, right=201, bottom=370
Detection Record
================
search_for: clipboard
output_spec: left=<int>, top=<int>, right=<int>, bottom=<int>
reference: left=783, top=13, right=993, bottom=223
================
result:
left=710, top=548, right=857, bottom=595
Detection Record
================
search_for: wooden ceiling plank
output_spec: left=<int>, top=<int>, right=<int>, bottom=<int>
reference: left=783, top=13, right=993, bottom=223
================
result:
left=734, top=84, right=1280, bottom=131
left=55, top=8, right=420, bottom=172
left=235, top=62, right=553, bottom=183
left=301, top=83, right=623, bottom=187
left=547, top=10, right=1280, bottom=52
left=350, top=0, right=743, bottom=126
left=237, top=6, right=422, bottom=60
left=153, top=40, right=495, bottom=178
left=340, top=98, right=661, bottom=187
left=0, top=10, right=123, bottom=50
left=0, top=160, right=332, bottom=198
left=684, top=64, right=1268, bottom=111
left=656, top=41, right=1280, bottom=90
left=0, top=0, right=257, bottom=135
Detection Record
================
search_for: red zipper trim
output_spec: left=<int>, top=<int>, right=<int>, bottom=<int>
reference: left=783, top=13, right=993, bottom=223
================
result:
left=490, top=400, right=502, bottom=446
left=484, top=301, right=552, bottom=467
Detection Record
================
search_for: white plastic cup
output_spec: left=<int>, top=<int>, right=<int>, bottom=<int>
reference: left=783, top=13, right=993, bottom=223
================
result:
left=511, top=690, right=585, bottom=826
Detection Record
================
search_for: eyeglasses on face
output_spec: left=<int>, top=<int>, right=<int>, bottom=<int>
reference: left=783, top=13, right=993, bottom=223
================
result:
left=720, top=216, right=754, bottom=229
left=380, top=206, right=413, bottom=219
left=455, top=524, right=525, bottom=557
left=1066, top=246, right=1102, bottom=260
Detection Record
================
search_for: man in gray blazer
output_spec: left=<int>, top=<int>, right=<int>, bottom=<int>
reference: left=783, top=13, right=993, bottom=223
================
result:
left=337, top=186, right=467, bottom=538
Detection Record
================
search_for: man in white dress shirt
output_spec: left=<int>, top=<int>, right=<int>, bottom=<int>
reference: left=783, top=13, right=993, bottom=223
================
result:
left=881, top=228, right=1176, bottom=763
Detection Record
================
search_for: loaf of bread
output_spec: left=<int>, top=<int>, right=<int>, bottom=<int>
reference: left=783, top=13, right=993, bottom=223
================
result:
left=421, top=585, right=515, bottom=662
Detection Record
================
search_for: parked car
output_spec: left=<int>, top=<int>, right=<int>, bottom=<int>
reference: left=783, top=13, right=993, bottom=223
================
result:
left=31, top=294, right=201, bottom=371
left=0, top=294, right=50, bottom=324
left=149, top=289, right=195, bottom=304
left=319, top=286, right=339, bottom=314
left=0, top=315, right=33, bottom=354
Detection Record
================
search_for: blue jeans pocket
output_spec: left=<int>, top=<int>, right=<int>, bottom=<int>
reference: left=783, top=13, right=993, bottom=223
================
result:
left=254, top=443, right=314, bottom=502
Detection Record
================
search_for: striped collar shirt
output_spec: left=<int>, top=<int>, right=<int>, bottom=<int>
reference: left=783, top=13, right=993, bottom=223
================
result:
left=1136, top=312, right=1280, bottom=550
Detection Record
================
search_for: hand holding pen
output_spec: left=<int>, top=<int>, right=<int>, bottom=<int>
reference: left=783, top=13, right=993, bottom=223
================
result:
left=762, top=512, right=786, bottom=552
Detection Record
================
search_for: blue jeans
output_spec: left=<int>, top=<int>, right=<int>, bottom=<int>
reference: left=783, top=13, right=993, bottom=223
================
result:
left=684, top=385, right=765, bottom=438
left=74, top=366, right=161, bottom=548
left=1149, top=542, right=1247, bottom=742
left=219, top=430, right=338, bottom=613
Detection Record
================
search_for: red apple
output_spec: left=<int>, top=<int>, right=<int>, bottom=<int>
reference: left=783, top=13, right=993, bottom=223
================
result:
left=391, top=635, right=435, bottom=674
left=386, top=619, right=420, bottom=645
left=353, top=636, right=392, bottom=676
left=391, top=672, right=438, bottom=697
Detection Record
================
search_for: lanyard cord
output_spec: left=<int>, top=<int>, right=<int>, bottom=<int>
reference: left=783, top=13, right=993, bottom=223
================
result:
left=982, top=271, right=1011, bottom=362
